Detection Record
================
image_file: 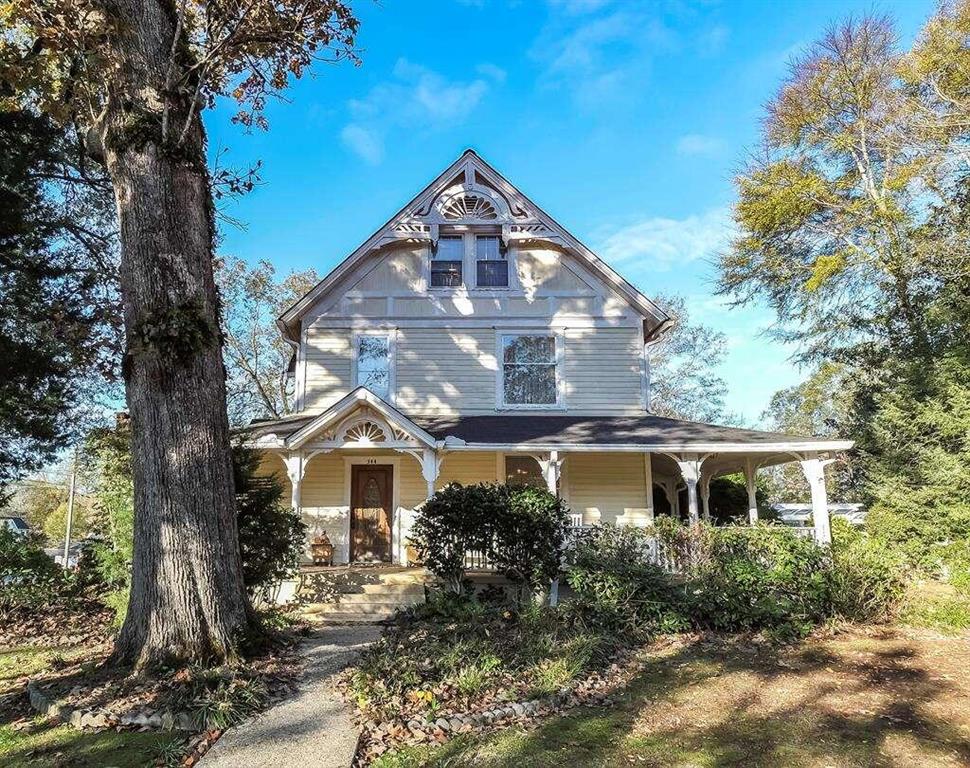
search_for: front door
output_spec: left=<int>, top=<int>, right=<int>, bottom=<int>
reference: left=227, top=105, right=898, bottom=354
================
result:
left=350, top=465, right=393, bottom=562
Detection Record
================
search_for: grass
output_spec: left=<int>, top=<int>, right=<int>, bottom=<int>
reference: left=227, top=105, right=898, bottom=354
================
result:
left=0, top=646, right=92, bottom=686
left=0, top=640, right=183, bottom=768
left=0, top=718, right=181, bottom=768
left=900, top=581, right=970, bottom=634
left=372, top=626, right=970, bottom=768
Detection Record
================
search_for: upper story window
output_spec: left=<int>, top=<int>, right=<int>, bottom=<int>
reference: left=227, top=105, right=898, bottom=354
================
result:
left=355, top=334, right=391, bottom=399
left=501, top=333, right=560, bottom=407
left=476, top=235, right=508, bottom=288
left=430, top=236, right=463, bottom=288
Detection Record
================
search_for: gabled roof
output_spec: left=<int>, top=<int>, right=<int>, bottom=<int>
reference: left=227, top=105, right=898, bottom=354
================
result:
left=278, top=149, right=672, bottom=343
left=284, top=387, right=437, bottom=449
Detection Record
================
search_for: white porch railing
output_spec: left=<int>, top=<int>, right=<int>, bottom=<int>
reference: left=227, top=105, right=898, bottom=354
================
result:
left=461, top=523, right=819, bottom=575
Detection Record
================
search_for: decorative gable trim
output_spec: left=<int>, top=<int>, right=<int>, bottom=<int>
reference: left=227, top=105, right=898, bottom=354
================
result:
left=286, top=386, right=438, bottom=450
left=278, top=150, right=671, bottom=343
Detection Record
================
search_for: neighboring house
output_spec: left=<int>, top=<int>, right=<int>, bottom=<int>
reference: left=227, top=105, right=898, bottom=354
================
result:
left=773, top=503, right=866, bottom=528
left=248, top=151, right=851, bottom=565
left=1, top=516, right=30, bottom=537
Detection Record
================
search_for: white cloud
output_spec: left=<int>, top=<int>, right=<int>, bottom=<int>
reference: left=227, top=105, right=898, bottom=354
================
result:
left=340, top=125, right=383, bottom=166
left=531, top=7, right=675, bottom=108
left=675, top=133, right=726, bottom=157
left=595, top=207, right=733, bottom=271
left=340, top=58, right=502, bottom=164
left=696, top=24, right=729, bottom=57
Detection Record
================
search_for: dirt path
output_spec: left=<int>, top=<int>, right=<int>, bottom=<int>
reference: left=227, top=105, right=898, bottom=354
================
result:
left=202, top=625, right=380, bottom=768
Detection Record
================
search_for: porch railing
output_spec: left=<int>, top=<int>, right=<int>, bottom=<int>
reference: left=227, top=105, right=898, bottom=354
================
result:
left=461, top=523, right=817, bottom=575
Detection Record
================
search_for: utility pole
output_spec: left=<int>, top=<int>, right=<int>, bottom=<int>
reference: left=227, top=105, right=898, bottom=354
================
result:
left=62, top=449, right=77, bottom=570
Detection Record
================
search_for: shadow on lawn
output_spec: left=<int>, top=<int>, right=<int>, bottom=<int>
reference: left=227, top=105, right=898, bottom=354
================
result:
left=428, top=629, right=970, bottom=768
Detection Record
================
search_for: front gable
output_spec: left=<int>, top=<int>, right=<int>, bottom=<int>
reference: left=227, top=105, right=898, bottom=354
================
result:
left=279, top=150, right=670, bottom=339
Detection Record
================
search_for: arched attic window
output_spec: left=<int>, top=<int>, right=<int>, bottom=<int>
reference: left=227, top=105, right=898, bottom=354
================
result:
left=441, top=194, right=498, bottom=221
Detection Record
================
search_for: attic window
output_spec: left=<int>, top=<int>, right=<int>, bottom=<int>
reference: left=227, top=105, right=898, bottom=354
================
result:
left=431, top=236, right=463, bottom=287
left=442, top=194, right=498, bottom=221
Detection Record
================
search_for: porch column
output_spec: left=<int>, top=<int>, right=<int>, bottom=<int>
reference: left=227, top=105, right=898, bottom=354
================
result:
left=801, top=455, right=833, bottom=545
left=283, top=452, right=304, bottom=515
left=699, top=472, right=711, bottom=522
left=674, top=456, right=704, bottom=526
left=643, top=453, right=655, bottom=523
left=744, top=458, right=759, bottom=525
left=420, top=448, right=441, bottom=498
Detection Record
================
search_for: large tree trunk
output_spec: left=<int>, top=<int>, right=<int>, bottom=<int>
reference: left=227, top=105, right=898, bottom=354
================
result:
left=100, top=0, right=251, bottom=668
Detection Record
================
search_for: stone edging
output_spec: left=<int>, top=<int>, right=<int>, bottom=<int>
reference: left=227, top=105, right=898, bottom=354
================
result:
left=26, top=681, right=195, bottom=731
left=355, top=651, right=649, bottom=763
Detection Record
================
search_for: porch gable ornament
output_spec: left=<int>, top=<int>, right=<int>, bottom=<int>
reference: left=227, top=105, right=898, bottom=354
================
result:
left=310, top=531, right=334, bottom=566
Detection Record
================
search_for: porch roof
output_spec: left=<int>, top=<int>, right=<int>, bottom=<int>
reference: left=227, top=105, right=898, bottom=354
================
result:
left=246, top=407, right=852, bottom=456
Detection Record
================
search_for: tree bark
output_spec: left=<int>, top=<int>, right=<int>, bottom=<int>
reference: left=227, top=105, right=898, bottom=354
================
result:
left=100, top=0, right=251, bottom=668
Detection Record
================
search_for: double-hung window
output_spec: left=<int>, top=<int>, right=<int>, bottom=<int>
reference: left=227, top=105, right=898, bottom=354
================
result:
left=430, top=236, right=463, bottom=288
left=476, top=235, right=508, bottom=288
left=355, top=334, right=391, bottom=399
left=501, top=334, right=559, bottom=407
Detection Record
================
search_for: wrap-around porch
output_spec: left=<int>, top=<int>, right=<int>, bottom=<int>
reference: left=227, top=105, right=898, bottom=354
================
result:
left=248, top=388, right=852, bottom=566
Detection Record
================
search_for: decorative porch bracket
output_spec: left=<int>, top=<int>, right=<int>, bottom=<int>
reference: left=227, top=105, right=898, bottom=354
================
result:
left=535, top=451, right=565, bottom=497
left=800, top=454, right=835, bottom=545
left=280, top=449, right=331, bottom=516
left=396, top=447, right=442, bottom=498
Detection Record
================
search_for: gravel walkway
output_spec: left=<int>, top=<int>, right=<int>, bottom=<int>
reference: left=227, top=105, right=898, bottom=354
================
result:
left=202, top=625, right=381, bottom=768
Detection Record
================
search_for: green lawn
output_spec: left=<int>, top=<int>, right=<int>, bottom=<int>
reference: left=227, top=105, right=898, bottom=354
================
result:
left=0, top=718, right=181, bottom=768
left=373, top=628, right=970, bottom=768
left=0, top=642, right=183, bottom=768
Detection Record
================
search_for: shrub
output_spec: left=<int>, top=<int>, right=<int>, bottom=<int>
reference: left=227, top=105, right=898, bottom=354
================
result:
left=234, top=446, right=307, bottom=598
left=0, top=527, right=75, bottom=609
left=491, top=485, right=568, bottom=603
left=565, top=524, right=689, bottom=636
left=829, top=518, right=907, bottom=620
left=410, top=483, right=503, bottom=594
left=411, top=483, right=567, bottom=600
left=683, top=524, right=833, bottom=637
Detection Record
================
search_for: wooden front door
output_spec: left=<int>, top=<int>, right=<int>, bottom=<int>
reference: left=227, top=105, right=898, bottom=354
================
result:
left=350, top=465, right=393, bottom=562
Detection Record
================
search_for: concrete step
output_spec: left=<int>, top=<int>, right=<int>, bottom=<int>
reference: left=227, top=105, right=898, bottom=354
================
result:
left=303, top=601, right=414, bottom=616
left=304, top=612, right=392, bottom=625
left=331, top=592, right=424, bottom=606
left=343, top=583, right=426, bottom=595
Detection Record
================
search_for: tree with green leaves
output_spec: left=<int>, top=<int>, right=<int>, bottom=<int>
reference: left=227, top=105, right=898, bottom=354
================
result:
left=216, top=256, right=320, bottom=425
left=648, top=293, right=733, bottom=424
left=1, top=0, right=360, bottom=667
left=723, top=4, right=970, bottom=572
left=718, top=10, right=969, bottom=364
left=0, top=109, right=119, bottom=484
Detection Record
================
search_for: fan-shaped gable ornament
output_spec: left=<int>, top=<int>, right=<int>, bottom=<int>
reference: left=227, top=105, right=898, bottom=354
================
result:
left=441, top=194, right=498, bottom=221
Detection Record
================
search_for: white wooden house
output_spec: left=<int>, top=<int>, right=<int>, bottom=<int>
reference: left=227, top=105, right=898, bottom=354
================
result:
left=248, top=151, right=851, bottom=565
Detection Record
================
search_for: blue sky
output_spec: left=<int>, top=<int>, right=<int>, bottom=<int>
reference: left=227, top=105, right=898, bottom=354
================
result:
left=207, top=0, right=934, bottom=426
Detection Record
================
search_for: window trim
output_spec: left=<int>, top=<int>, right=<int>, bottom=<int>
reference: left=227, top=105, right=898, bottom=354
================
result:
left=351, top=330, right=396, bottom=403
left=495, top=330, right=566, bottom=410
left=474, top=234, right=509, bottom=289
left=429, top=235, right=465, bottom=289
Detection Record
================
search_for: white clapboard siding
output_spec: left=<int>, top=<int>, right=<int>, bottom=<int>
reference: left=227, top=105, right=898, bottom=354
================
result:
left=437, top=452, right=500, bottom=488
left=566, top=452, right=650, bottom=526
left=564, top=327, right=643, bottom=413
left=395, top=328, right=498, bottom=416
left=304, top=329, right=352, bottom=411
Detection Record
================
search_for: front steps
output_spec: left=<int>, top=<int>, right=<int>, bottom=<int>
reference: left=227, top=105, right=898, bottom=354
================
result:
left=299, top=567, right=431, bottom=624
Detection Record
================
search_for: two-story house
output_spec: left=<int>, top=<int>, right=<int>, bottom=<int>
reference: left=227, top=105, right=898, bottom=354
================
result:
left=248, top=151, right=851, bottom=565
